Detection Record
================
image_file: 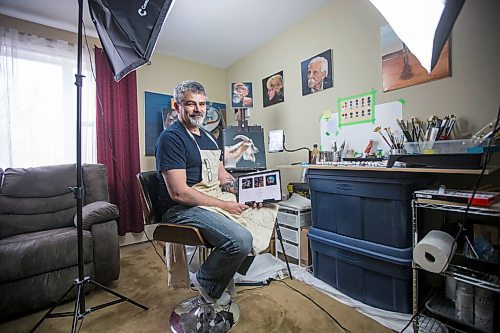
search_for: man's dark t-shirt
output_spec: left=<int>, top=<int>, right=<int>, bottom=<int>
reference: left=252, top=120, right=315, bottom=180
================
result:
left=155, top=121, right=220, bottom=216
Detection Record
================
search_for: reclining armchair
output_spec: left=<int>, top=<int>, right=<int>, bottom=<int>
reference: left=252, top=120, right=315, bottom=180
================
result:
left=0, top=163, right=120, bottom=321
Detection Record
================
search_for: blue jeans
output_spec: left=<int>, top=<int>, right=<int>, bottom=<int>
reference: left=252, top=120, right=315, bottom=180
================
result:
left=162, top=205, right=253, bottom=299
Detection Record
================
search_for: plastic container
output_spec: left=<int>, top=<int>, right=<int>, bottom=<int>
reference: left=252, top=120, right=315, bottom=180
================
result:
left=308, top=228, right=413, bottom=313
left=404, top=139, right=474, bottom=155
left=308, top=169, right=429, bottom=248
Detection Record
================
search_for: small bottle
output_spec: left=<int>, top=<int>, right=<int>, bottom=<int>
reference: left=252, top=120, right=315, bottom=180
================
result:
left=311, top=144, right=319, bottom=164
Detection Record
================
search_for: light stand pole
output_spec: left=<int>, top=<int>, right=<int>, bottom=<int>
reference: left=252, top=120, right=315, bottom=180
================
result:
left=31, top=1, right=147, bottom=331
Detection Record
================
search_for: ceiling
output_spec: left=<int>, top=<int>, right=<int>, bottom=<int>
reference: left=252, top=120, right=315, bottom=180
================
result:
left=0, top=0, right=331, bottom=69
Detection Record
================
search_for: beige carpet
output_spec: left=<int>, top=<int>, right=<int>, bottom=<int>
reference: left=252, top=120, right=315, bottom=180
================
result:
left=0, top=243, right=393, bottom=333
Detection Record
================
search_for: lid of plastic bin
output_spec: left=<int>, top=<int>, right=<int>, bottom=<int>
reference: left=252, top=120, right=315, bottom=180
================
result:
left=308, top=227, right=413, bottom=265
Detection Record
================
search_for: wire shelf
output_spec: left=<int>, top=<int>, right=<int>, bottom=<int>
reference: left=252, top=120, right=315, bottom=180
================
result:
left=425, top=294, right=493, bottom=333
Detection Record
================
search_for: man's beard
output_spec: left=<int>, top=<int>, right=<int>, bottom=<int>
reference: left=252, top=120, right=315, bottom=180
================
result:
left=307, top=78, right=316, bottom=88
left=189, top=113, right=205, bottom=127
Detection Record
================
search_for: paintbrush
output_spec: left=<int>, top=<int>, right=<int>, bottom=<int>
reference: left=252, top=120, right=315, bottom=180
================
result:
left=374, top=126, right=393, bottom=148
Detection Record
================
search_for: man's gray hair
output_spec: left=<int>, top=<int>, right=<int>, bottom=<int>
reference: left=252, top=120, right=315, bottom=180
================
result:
left=173, top=80, right=207, bottom=103
left=309, top=56, right=328, bottom=75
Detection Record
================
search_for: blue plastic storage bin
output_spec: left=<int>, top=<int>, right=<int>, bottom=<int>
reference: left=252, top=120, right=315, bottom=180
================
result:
left=308, top=227, right=413, bottom=313
left=308, top=169, right=429, bottom=248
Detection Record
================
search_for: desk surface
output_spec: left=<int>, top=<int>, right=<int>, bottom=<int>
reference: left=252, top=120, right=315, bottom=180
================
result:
left=276, top=164, right=499, bottom=175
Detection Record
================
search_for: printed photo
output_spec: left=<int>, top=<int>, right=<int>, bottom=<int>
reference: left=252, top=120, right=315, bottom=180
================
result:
left=301, top=49, right=333, bottom=96
left=242, top=178, right=253, bottom=189
left=231, top=82, right=253, bottom=108
left=266, top=175, right=277, bottom=186
left=262, top=71, right=284, bottom=107
left=254, top=176, right=264, bottom=188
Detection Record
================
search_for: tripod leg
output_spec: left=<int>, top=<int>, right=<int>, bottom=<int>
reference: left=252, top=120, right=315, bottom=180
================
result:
left=275, top=219, right=293, bottom=280
left=30, top=283, right=76, bottom=332
left=71, top=284, right=84, bottom=333
left=88, top=279, right=148, bottom=310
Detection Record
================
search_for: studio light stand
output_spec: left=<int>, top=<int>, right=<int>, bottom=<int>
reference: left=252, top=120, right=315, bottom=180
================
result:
left=31, top=1, right=147, bottom=332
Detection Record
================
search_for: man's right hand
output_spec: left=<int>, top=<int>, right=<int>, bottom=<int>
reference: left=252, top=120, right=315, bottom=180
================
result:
left=221, top=201, right=249, bottom=215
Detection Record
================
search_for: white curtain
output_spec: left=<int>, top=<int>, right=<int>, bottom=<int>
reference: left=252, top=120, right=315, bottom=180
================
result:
left=0, top=27, right=96, bottom=168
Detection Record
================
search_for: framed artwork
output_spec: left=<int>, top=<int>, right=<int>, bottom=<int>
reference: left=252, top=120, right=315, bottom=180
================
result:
left=144, top=91, right=226, bottom=155
left=301, top=49, right=333, bottom=96
left=222, top=125, right=266, bottom=171
left=231, top=82, right=253, bottom=108
left=144, top=91, right=172, bottom=156
left=381, top=24, right=450, bottom=92
left=262, top=71, right=284, bottom=107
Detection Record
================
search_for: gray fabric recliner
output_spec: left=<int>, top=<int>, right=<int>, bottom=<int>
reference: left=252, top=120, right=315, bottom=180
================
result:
left=0, top=163, right=120, bottom=321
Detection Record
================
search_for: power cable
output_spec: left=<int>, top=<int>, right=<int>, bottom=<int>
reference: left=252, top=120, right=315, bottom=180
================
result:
left=270, top=278, right=352, bottom=333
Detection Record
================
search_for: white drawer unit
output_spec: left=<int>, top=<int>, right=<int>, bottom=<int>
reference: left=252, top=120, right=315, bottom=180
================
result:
left=275, top=205, right=312, bottom=266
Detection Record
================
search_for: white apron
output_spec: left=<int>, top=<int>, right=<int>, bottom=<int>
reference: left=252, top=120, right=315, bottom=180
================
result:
left=186, top=126, right=278, bottom=254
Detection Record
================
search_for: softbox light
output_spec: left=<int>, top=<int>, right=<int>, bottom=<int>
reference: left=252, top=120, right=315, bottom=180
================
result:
left=369, top=0, right=465, bottom=73
left=88, top=0, right=175, bottom=81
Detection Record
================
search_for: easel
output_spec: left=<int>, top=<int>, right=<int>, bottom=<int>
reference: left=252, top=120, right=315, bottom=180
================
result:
left=226, top=108, right=293, bottom=279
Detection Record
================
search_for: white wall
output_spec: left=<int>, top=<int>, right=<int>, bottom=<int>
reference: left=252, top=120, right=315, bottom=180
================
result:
left=225, top=0, right=500, bottom=187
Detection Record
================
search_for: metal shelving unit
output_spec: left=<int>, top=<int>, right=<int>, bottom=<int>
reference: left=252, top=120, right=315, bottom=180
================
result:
left=411, top=198, right=500, bottom=333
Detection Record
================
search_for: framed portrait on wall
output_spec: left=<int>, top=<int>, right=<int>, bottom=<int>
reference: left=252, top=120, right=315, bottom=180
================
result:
left=301, top=49, right=333, bottom=96
left=144, top=91, right=173, bottom=156
left=381, top=24, right=450, bottom=92
left=231, top=82, right=253, bottom=108
left=262, top=71, right=284, bottom=107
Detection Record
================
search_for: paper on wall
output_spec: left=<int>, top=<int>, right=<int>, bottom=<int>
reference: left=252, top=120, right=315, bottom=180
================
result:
left=320, top=101, right=403, bottom=155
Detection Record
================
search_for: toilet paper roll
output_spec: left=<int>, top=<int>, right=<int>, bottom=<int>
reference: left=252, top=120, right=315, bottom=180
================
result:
left=414, top=230, right=457, bottom=273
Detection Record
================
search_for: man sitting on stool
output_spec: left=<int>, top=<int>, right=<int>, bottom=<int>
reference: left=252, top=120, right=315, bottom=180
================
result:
left=155, top=80, right=277, bottom=306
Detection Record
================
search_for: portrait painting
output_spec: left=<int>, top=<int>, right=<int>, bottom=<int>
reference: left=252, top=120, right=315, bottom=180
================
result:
left=262, top=71, right=284, bottom=107
left=381, top=24, right=450, bottom=92
left=222, top=125, right=266, bottom=171
left=301, top=49, right=333, bottom=96
left=231, top=82, right=253, bottom=108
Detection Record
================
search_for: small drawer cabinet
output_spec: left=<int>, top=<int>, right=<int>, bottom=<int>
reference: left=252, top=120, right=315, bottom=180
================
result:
left=275, top=206, right=311, bottom=266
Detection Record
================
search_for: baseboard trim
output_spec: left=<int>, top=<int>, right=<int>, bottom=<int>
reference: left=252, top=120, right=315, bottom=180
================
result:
left=119, top=224, right=156, bottom=247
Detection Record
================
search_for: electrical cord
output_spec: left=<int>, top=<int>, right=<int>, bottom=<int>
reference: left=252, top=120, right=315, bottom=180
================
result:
left=401, top=107, right=500, bottom=332
left=269, top=278, right=352, bottom=333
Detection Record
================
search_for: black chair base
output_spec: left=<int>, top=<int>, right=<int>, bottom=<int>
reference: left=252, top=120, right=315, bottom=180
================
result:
left=170, top=296, right=239, bottom=333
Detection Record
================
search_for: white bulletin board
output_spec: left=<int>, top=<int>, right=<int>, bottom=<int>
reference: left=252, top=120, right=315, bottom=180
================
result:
left=320, top=101, right=403, bottom=155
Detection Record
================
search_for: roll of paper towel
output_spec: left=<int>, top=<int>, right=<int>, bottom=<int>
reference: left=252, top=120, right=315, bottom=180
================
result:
left=414, top=230, right=457, bottom=273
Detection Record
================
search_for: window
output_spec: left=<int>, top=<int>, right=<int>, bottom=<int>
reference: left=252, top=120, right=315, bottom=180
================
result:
left=0, top=27, right=96, bottom=168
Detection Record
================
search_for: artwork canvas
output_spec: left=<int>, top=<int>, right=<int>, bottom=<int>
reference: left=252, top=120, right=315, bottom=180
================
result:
left=262, top=71, right=284, bottom=107
left=231, top=82, right=253, bottom=108
left=145, top=91, right=172, bottom=156
left=222, top=126, right=266, bottom=171
left=301, top=49, right=333, bottom=96
left=381, top=24, right=450, bottom=92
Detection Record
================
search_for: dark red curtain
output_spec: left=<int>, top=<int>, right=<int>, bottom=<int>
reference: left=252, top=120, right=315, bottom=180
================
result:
left=95, top=47, right=143, bottom=235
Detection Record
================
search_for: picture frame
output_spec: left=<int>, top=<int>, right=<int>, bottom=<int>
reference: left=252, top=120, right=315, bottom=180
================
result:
left=262, top=71, right=284, bottom=107
left=301, top=49, right=333, bottom=96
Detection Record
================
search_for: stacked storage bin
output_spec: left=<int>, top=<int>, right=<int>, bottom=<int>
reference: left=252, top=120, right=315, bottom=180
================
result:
left=307, top=169, right=429, bottom=313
